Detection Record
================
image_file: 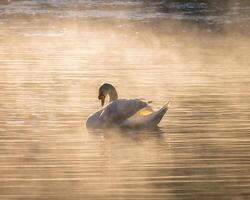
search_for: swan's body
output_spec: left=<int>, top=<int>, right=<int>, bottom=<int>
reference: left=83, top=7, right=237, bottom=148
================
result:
left=86, top=83, right=169, bottom=129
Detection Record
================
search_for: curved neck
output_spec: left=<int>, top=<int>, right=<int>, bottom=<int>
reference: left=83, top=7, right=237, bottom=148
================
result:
left=108, top=86, right=118, bottom=102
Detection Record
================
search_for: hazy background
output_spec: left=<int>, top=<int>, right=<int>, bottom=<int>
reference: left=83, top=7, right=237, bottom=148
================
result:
left=0, top=0, right=250, bottom=200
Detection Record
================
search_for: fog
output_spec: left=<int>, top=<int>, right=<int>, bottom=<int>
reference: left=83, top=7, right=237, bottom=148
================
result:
left=0, top=1, right=250, bottom=199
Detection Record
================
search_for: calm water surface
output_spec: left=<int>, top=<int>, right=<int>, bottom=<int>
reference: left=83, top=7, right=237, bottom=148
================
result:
left=0, top=0, right=250, bottom=199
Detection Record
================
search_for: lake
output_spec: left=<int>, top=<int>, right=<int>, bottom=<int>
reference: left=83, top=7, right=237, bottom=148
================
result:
left=0, top=0, right=250, bottom=199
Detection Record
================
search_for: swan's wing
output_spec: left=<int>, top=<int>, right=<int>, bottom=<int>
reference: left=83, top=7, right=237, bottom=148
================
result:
left=136, top=106, right=154, bottom=116
left=99, top=99, right=148, bottom=124
left=121, top=102, right=169, bottom=128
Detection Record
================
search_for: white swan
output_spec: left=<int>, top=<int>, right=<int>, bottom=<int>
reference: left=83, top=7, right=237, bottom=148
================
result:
left=86, top=83, right=169, bottom=129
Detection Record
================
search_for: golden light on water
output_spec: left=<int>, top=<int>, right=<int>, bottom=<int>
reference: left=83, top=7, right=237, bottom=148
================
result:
left=0, top=0, right=250, bottom=199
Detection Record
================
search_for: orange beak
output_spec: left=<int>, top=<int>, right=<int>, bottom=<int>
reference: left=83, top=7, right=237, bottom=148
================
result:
left=98, top=95, right=105, bottom=106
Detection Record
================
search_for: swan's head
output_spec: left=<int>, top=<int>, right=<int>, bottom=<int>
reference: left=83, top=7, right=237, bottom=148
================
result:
left=98, top=83, right=118, bottom=106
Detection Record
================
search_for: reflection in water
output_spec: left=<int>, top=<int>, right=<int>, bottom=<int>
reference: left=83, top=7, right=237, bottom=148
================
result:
left=0, top=0, right=250, bottom=199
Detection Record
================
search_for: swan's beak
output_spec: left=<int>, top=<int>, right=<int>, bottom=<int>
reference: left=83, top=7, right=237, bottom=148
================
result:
left=98, top=95, right=105, bottom=106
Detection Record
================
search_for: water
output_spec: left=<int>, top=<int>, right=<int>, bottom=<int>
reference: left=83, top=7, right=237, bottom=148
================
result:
left=0, top=0, right=250, bottom=199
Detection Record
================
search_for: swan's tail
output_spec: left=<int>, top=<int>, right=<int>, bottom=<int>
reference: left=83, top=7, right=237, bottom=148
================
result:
left=121, top=101, right=170, bottom=129
left=148, top=101, right=170, bottom=127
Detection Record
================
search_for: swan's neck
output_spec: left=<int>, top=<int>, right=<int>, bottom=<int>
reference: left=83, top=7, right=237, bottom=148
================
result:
left=108, top=86, right=118, bottom=102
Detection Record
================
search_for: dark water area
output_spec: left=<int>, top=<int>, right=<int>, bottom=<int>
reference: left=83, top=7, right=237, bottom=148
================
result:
left=0, top=0, right=250, bottom=200
left=1, top=0, right=250, bottom=26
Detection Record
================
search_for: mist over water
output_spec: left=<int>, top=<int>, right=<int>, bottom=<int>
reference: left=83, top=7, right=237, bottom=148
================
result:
left=0, top=0, right=250, bottom=199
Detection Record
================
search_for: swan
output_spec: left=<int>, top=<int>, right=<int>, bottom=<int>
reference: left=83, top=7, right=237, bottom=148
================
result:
left=86, top=83, right=169, bottom=129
